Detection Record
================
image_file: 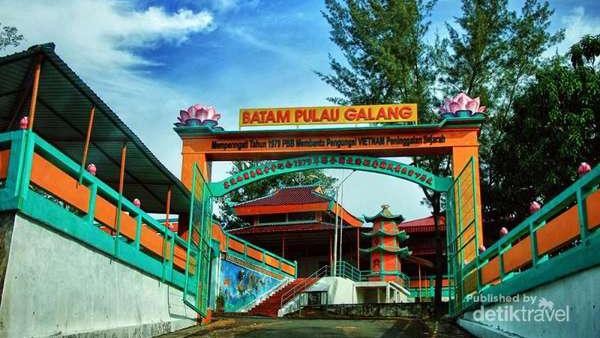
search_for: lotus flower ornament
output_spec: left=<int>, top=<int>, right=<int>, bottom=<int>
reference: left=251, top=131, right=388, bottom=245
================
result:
left=578, top=162, right=591, bottom=177
left=175, top=104, right=223, bottom=130
left=439, top=92, right=487, bottom=119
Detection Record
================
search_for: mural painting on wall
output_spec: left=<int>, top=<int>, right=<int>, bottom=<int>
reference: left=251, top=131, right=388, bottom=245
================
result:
left=219, top=259, right=281, bottom=312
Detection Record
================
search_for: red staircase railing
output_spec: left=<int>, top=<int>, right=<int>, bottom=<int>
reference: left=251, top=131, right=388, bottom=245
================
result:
left=280, top=265, right=329, bottom=308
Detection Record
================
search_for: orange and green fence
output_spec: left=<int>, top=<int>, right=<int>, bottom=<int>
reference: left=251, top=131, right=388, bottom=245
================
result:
left=446, top=162, right=600, bottom=315
left=0, top=130, right=296, bottom=317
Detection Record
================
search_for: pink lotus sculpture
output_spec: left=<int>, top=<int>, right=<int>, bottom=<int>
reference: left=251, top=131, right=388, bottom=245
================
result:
left=175, top=104, right=223, bottom=129
left=479, top=245, right=486, bottom=253
left=578, top=162, right=591, bottom=177
left=439, top=92, right=487, bottom=118
left=133, top=198, right=141, bottom=208
left=499, top=227, right=508, bottom=236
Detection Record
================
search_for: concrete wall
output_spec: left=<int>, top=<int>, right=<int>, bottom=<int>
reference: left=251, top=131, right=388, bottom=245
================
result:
left=279, top=277, right=356, bottom=316
left=278, top=277, right=411, bottom=317
left=0, top=214, right=197, bottom=337
left=459, top=265, right=600, bottom=338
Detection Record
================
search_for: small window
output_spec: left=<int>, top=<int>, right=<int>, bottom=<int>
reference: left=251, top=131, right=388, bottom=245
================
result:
left=287, top=212, right=315, bottom=222
left=258, top=214, right=286, bottom=224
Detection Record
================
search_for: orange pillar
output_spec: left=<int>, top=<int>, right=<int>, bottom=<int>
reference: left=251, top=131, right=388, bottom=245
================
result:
left=181, top=141, right=211, bottom=189
left=81, top=106, right=95, bottom=169
left=27, top=55, right=43, bottom=130
left=452, top=145, right=483, bottom=262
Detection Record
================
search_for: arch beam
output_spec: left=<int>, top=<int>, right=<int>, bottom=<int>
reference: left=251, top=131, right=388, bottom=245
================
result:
left=208, top=154, right=451, bottom=197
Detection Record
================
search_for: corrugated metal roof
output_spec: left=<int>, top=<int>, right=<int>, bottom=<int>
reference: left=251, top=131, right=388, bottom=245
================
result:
left=0, top=43, right=189, bottom=213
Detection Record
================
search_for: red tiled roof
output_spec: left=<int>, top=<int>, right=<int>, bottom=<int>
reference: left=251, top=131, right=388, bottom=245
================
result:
left=398, top=215, right=446, bottom=233
left=235, top=186, right=329, bottom=207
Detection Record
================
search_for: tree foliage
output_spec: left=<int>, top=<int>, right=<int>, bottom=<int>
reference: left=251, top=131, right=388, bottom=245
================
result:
left=318, top=0, right=436, bottom=113
left=569, top=34, right=600, bottom=68
left=0, top=23, right=23, bottom=51
left=437, top=0, right=563, bottom=239
left=487, top=55, right=599, bottom=231
left=438, top=0, right=563, bottom=116
left=318, top=0, right=565, bottom=310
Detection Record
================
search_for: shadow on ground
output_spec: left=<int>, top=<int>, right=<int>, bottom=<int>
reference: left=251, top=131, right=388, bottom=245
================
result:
left=159, top=317, right=473, bottom=338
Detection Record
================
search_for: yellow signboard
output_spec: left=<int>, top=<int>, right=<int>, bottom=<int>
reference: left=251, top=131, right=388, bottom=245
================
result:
left=239, top=104, right=417, bottom=127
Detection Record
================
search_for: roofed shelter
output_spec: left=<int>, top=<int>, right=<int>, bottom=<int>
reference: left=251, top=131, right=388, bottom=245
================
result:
left=0, top=43, right=189, bottom=216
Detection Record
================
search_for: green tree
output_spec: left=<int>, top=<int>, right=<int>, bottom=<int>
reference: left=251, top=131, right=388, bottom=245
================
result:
left=569, top=34, right=600, bottom=68
left=438, top=0, right=563, bottom=116
left=317, top=0, right=436, bottom=112
left=319, top=0, right=564, bottom=311
left=437, top=0, right=563, bottom=240
left=218, top=161, right=337, bottom=229
left=0, top=23, right=23, bottom=51
left=488, top=52, right=599, bottom=231
left=318, top=0, right=452, bottom=309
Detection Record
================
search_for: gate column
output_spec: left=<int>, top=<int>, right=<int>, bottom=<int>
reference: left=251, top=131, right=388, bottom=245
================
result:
left=452, top=144, right=483, bottom=262
left=181, top=152, right=211, bottom=189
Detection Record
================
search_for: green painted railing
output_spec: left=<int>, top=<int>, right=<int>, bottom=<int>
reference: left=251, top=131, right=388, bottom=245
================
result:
left=333, top=261, right=411, bottom=286
left=225, top=232, right=297, bottom=278
left=333, top=260, right=362, bottom=281
left=449, top=164, right=600, bottom=315
left=0, top=130, right=195, bottom=291
left=407, top=275, right=454, bottom=300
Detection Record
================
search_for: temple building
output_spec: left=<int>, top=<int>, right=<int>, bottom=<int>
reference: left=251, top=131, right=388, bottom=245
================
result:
left=227, top=185, right=447, bottom=286
left=227, top=185, right=363, bottom=277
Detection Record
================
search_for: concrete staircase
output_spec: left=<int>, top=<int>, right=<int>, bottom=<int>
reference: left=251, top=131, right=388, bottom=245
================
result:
left=248, top=277, right=319, bottom=317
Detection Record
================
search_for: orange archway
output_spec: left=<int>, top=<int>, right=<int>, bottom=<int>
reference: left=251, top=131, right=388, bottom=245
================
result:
left=176, top=116, right=484, bottom=261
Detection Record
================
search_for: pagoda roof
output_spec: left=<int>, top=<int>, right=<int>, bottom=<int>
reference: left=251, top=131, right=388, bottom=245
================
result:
left=360, top=245, right=411, bottom=257
left=362, top=228, right=409, bottom=241
left=398, top=215, right=446, bottom=233
left=364, top=204, right=404, bottom=223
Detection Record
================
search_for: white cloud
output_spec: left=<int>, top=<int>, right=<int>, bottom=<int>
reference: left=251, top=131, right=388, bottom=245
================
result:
left=211, top=0, right=259, bottom=13
left=0, top=0, right=214, bottom=176
left=551, top=6, right=600, bottom=55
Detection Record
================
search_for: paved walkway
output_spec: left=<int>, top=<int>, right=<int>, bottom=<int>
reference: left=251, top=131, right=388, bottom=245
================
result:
left=160, top=317, right=473, bottom=338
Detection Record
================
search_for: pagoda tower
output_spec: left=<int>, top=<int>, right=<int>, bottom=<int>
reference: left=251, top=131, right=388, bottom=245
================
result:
left=361, top=204, right=411, bottom=283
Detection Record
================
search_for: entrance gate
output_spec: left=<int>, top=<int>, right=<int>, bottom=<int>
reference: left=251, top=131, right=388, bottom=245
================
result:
left=176, top=117, right=485, bottom=317
left=183, top=164, right=214, bottom=316
left=446, top=157, right=478, bottom=315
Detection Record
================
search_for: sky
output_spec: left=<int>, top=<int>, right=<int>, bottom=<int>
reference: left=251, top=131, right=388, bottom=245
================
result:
left=1, top=0, right=599, bottom=220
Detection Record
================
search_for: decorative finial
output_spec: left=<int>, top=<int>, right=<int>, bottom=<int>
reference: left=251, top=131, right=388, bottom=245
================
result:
left=499, top=227, right=508, bottom=236
left=133, top=198, right=141, bottom=208
left=175, top=104, right=223, bottom=130
left=87, top=163, right=97, bottom=176
left=439, top=92, right=487, bottom=118
left=578, top=162, right=591, bottom=177
left=529, top=201, right=541, bottom=214
left=19, top=116, right=28, bottom=129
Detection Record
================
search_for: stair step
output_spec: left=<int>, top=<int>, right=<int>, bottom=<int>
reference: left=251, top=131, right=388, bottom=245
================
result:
left=248, top=277, right=321, bottom=317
